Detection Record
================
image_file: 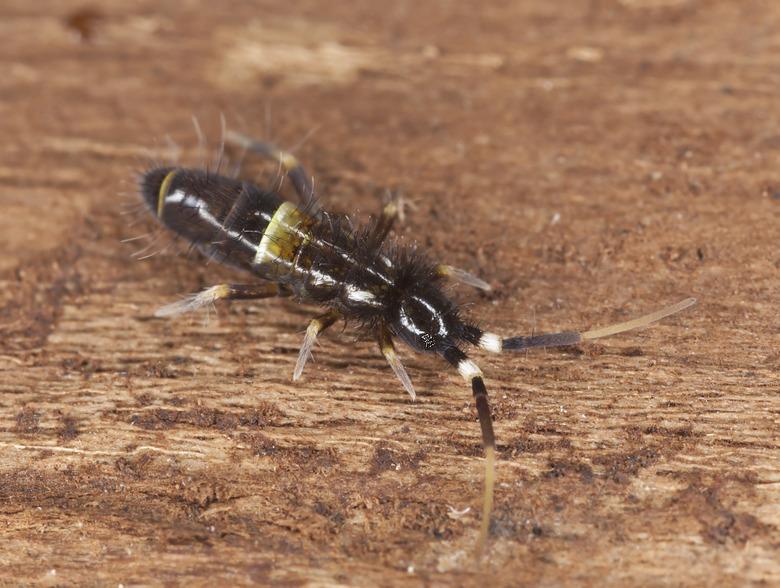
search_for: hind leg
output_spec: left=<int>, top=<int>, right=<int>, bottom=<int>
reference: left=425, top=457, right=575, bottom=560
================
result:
left=225, top=130, right=317, bottom=212
left=154, top=283, right=290, bottom=317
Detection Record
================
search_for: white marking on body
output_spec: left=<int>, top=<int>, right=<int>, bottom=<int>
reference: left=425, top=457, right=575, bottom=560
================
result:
left=308, top=268, right=337, bottom=287
left=411, top=296, right=448, bottom=336
left=345, top=283, right=380, bottom=306
left=399, top=306, right=424, bottom=335
left=256, top=210, right=273, bottom=223
left=479, top=332, right=503, bottom=353
left=457, top=358, right=483, bottom=381
left=165, top=189, right=256, bottom=250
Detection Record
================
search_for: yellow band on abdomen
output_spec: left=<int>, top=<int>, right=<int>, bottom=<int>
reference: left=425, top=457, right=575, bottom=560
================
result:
left=254, top=201, right=312, bottom=271
left=157, top=170, right=177, bottom=218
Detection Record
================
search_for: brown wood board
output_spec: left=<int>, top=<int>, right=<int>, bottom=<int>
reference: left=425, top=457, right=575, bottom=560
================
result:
left=0, top=1, right=778, bottom=586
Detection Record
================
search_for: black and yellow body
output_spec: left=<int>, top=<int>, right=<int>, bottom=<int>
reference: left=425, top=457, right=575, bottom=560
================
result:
left=143, top=168, right=307, bottom=278
left=139, top=136, right=695, bottom=555
left=141, top=166, right=473, bottom=343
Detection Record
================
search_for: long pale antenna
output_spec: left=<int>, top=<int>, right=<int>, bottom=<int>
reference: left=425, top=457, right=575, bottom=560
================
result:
left=499, top=298, right=696, bottom=352
left=582, top=297, right=696, bottom=340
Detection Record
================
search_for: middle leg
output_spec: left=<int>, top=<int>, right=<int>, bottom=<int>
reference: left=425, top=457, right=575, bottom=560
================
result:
left=293, top=308, right=341, bottom=381
left=225, top=130, right=318, bottom=212
left=377, top=324, right=416, bottom=401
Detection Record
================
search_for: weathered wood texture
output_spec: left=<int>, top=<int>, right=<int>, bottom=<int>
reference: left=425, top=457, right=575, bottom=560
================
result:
left=1, top=0, right=778, bottom=585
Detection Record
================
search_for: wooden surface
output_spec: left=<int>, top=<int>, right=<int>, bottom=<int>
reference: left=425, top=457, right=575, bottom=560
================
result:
left=1, top=1, right=778, bottom=586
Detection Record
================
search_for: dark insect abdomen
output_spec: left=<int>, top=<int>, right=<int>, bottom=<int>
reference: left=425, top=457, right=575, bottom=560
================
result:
left=141, top=167, right=310, bottom=274
left=141, top=167, right=398, bottom=320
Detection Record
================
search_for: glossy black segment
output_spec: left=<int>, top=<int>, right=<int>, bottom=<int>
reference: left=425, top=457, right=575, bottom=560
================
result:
left=222, top=183, right=257, bottom=232
left=502, top=331, right=582, bottom=351
left=472, top=377, right=496, bottom=450
left=141, top=167, right=284, bottom=271
left=459, top=324, right=484, bottom=346
left=441, top=345, right=468, bottom=367
left=224, top=283, right=287, bottom=300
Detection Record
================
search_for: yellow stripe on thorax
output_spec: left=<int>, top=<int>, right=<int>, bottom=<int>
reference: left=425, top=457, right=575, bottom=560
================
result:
left=254, top=202, right=313, bottom=271
left=157, top=170, right=177, bottom=217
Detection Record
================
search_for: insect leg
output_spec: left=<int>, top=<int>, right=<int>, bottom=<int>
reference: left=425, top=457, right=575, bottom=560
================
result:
left=225, top=130, right=318, bottom=212
left=365, top=188, right=405, bottom=247
left=368, top=191, right=490, bottom=288
left=154, top=283, right=290, bottom=318
left=377, top=325, right=416, bottom=401
left=371, top=203, right=396, bottom=246
left=441, top=346, right=495, bottom=554
left=293, top=309, right=341, bottom=381
left=436, top=264, right=492, bottom=292
left=461, top=297, right=697, bottom=353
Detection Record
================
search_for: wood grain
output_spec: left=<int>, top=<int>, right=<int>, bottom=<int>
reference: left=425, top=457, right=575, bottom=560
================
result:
left=1, top=1, right=778, bottom=585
